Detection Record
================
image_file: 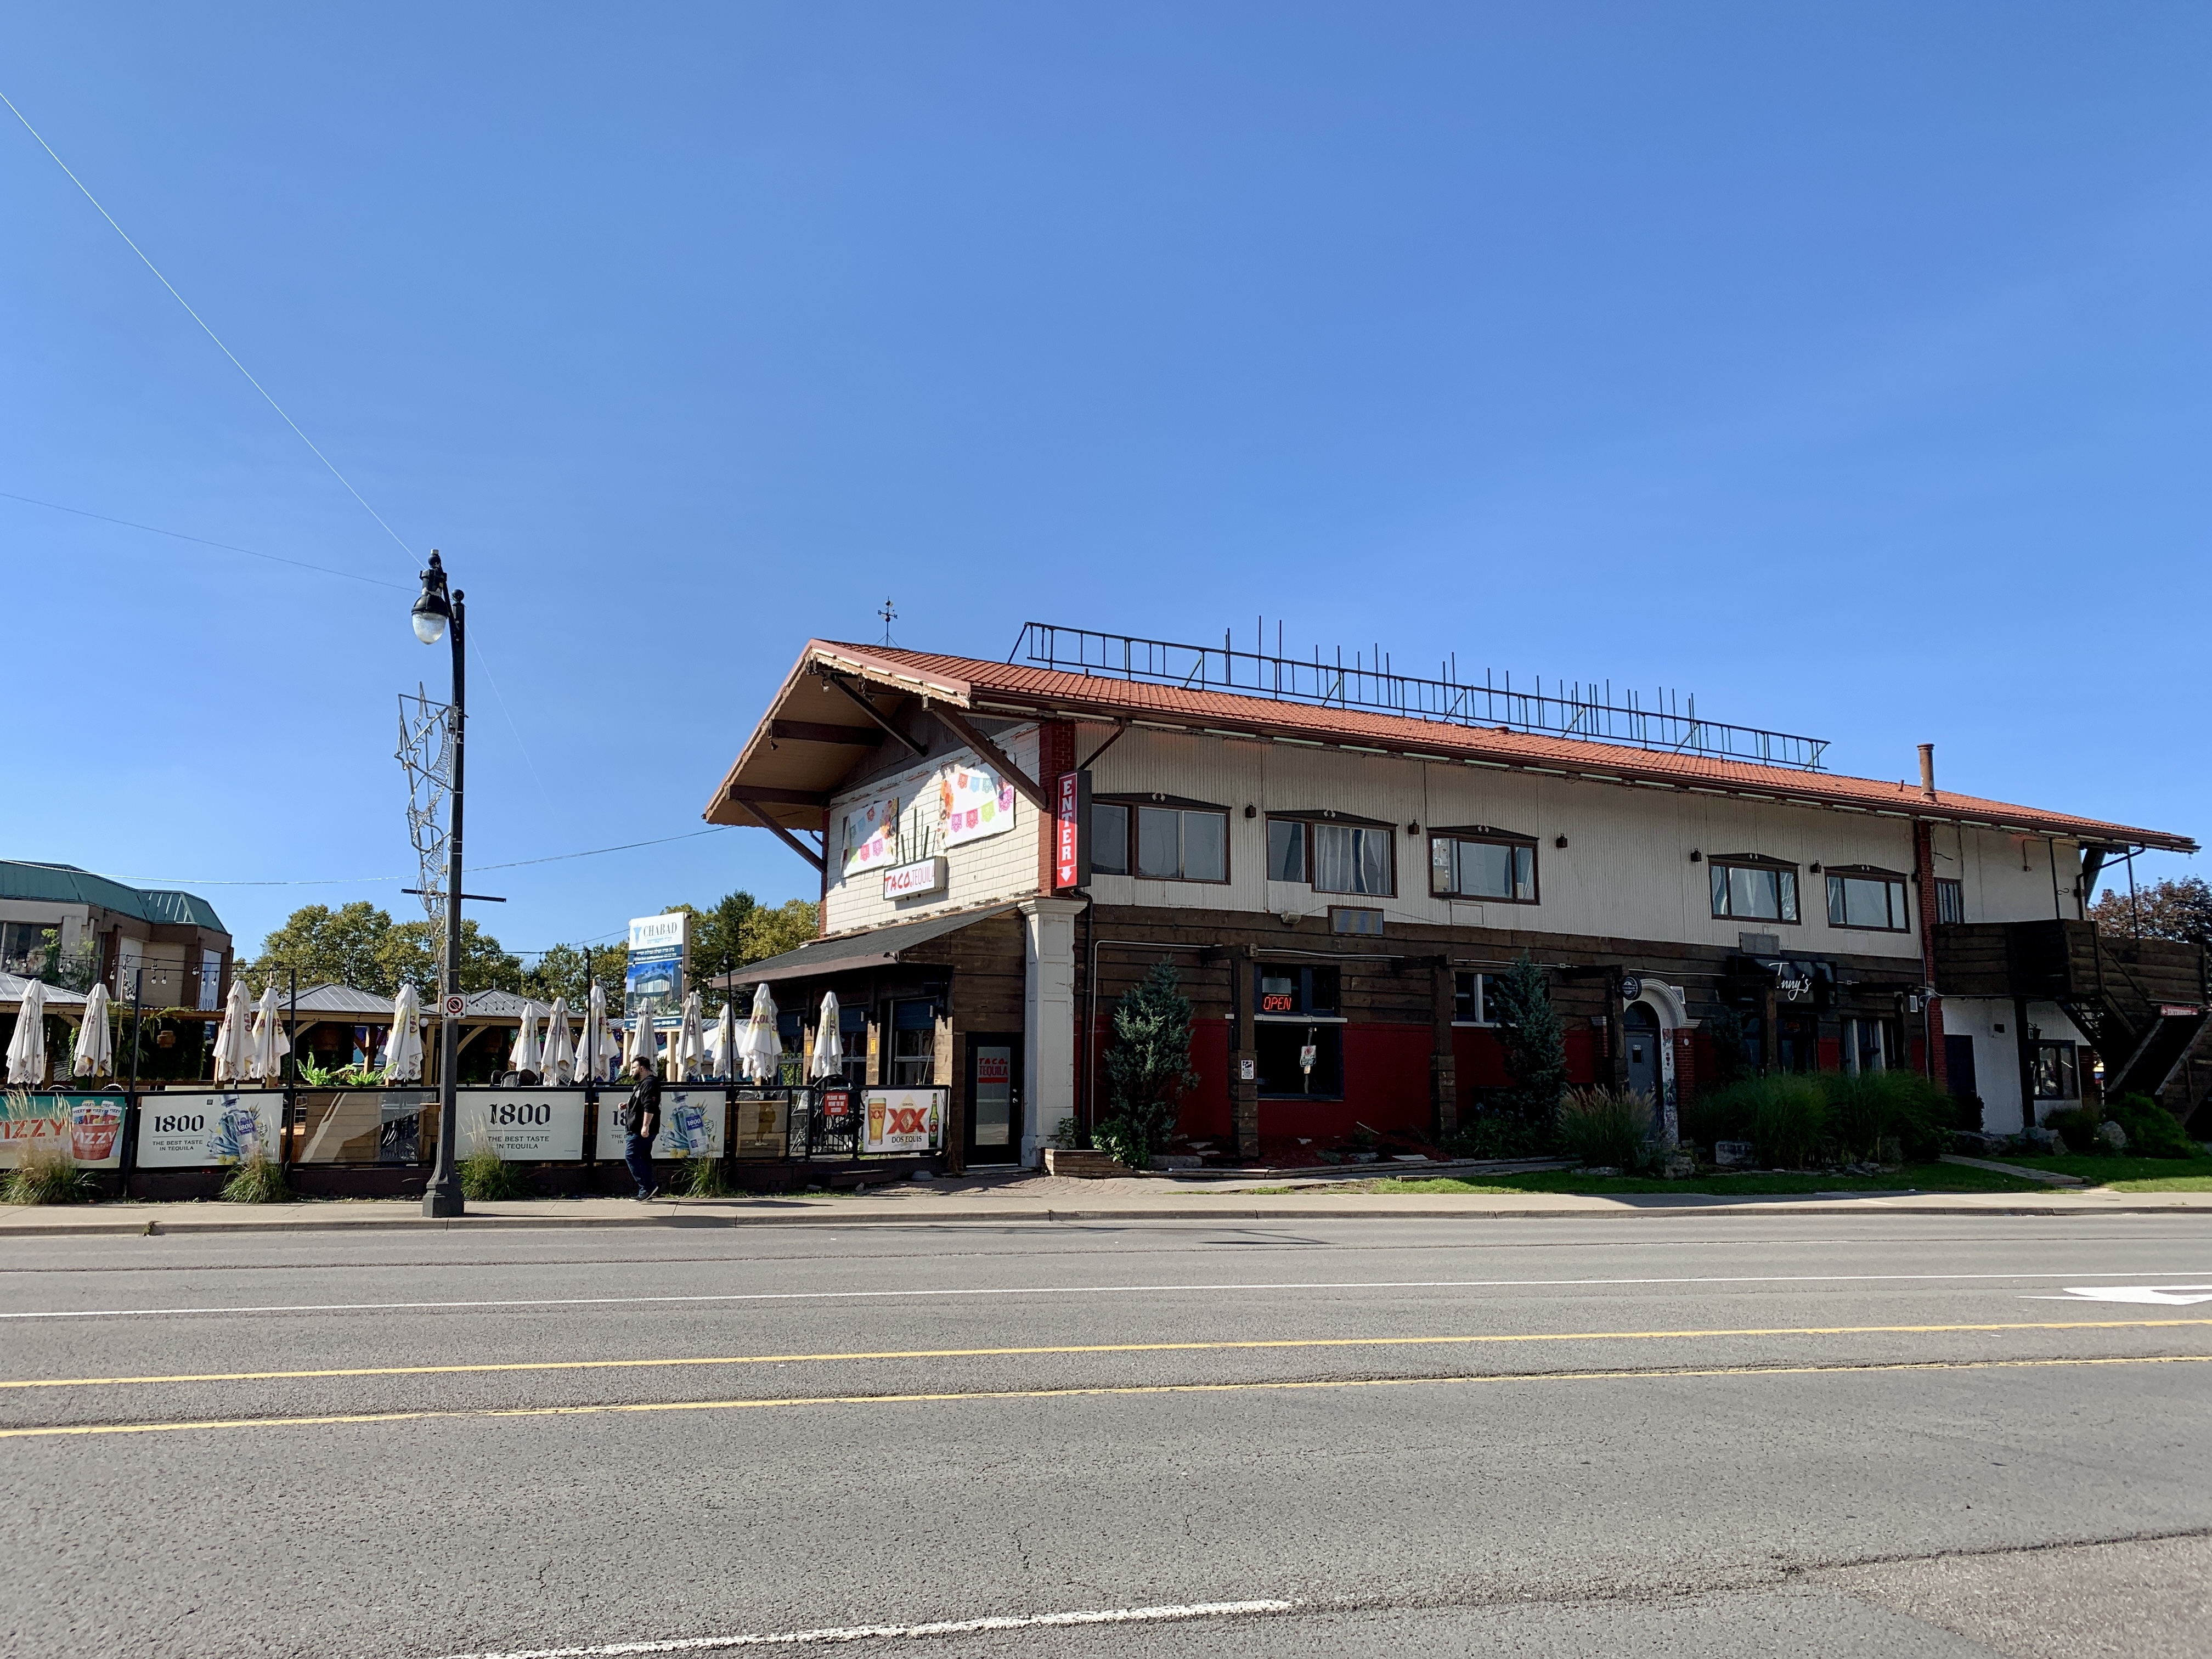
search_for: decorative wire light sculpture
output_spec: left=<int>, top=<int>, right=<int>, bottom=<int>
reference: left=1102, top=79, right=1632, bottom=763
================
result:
left=396, top=684, right=455, bottom=930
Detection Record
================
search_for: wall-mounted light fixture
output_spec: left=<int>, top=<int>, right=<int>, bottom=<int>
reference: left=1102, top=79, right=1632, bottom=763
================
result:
left=1689, top=849, right=1703, bottom=862
left=1407, top=822, right=1421, bottom=835
left=1243, top=804, right=1256, bottom=819
left=1554, top=835, right=1569, bottom=849
left=1809, top=861, right=1821, bottom=873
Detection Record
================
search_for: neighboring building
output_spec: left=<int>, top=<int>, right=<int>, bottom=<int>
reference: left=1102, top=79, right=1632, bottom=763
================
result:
left=0, top=861, right=233, bottom=1011
left=703, top=629, right=2202, bottom=1168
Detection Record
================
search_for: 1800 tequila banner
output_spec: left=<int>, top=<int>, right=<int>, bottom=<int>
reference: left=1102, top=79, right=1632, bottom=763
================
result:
left=135, top=1092, right=287, bottom=1167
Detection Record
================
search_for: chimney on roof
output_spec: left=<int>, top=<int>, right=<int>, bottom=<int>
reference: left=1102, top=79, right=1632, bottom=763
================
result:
left=1918, top=743, right=1937, bottom=802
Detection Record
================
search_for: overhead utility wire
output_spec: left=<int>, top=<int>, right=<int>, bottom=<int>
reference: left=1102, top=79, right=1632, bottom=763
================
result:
left=0, top=490, right=406, bottom=589
left=120, top=827, right=732, bottom=887
left=0, top=87, right=416, bottom=562
left=2, top=91, right=561, bottom=819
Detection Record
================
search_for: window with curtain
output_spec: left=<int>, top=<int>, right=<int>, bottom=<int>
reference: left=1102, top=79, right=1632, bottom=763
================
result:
left=1267, top=819, right=1306, bottom=882
left=1429, top=835, right=1536, bottom=902
left=1934, top=878, right=1964, bottom=924
left=1090, top=803, right=1129, bottom=874
left=1312, top=823, right=1392, bottom=896
left=2032, top=1041, right=2079, bottom=1100
left=1710, top=860, right=1799, bottom=923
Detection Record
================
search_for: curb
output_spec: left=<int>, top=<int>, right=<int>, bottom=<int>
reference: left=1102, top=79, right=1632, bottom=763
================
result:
left=3, top=1197, right=2208, bottom=1235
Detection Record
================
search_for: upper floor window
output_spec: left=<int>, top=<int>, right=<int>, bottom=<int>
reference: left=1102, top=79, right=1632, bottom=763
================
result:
left=1313, top=823, right=1392, bottom=896
left=1267, top=815, right=1392, bottom=896
left=1091, top=798, right=1229, bottom=883
left=1711, top=857, right=1799, bottom=923
left=1826, top=868, right=1911, bottom=932
left=1934, top=878, right=1964, bottom=924
left=1430, top=831, right=1537, bottom=903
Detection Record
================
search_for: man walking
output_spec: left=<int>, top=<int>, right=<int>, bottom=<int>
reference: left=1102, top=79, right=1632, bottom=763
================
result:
left=622, top=1056, right=662, bottom=1200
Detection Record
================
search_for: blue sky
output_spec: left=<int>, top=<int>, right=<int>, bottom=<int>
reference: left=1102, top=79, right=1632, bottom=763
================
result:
left=6, top=4, right=2208, bottom=960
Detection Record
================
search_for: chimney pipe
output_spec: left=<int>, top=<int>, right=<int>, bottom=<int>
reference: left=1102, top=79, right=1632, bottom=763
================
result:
left=1918, top=743, right=1937, bottom=802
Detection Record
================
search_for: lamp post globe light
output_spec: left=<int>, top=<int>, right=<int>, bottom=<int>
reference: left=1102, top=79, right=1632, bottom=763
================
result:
left=413, top=550, right=467, bottom=1218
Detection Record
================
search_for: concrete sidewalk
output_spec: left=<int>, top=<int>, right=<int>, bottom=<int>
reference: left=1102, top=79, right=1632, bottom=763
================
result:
left=6, top=1170, right=2211, bottom=1233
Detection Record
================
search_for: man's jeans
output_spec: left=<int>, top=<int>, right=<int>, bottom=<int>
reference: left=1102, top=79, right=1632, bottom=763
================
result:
left=625, top=1131, right=657, bottom=1197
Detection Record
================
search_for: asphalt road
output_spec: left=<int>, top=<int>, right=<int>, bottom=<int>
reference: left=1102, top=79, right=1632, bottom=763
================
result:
left=3, top=1215, right=2210, bottom=1658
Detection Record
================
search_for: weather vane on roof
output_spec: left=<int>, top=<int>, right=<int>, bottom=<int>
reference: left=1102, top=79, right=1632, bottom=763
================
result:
left=879, top=597, right=898, bottom=646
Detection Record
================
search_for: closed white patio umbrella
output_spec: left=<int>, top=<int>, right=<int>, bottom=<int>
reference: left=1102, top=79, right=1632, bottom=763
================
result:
left=381, top=984, right=424, bottom=1083
left=247, top=983, right=287, bottom=1083
left=672, top=991, right=707, bottom=1082
left=5, top=978, right=48, bottom=1086
left=808, top=990, right=843, bottom=1082
left=514, top=1000, right=544, bottom=1077
left=622, top=1005, right=659, bottom=1075
left=579, top=981, right=609, bottom=1082
left=714, top=1000, right=737, bottom=1082
left=212, top=978, right=253, bottom=1084
left=738, top=984, right=780, bottom=1084
left=72, top=983, right=114, bottom=1079
left=543, top=995, right=575, bottom=1084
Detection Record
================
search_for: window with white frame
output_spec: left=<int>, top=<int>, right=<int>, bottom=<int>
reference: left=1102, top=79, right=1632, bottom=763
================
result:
left=1934, top=878, right=1964, bottom=924
left=1709, top=857, right=1799, bottom=923
left=1430, top=832, right=1537, bottom=902
left=1453, top=971, right=1498, bottom=1024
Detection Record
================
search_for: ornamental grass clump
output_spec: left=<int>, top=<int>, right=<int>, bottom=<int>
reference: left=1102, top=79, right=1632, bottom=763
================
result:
left=221, top=1150, right=293, bottom=1204
left=4, top=1141, right=95, bottom=1206
left=1823, top=1068, right=1946, bottom=1163
left=458, top=1144, right=531, bottom=1201
left=681, top=1151, right=733, bottom=1198
left=1556, top=1086, right=1654, bottom=1171
left=1743, top=1074, right=1829, bottom=1169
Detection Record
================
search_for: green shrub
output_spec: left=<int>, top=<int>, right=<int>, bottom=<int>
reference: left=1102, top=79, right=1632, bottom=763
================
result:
left=1824, top=1069, right=1948, bottom=1162
left=1951, top=1093, right=1986, bottom=1133
left=2041, top=1106, right=2105, bottom=1155
left=681, top=1152, right=733, bottom=1198
left=2102, top=1094, right=2200, bottom=1159
left=1052, top=1114, right=1093, bottom=1150
left=1556, top=1087, right=1654, bottom=1170
left=458, top=1147, right=531, bottom=1200
left=1742, top=1074, right=1828, bottom=1167
left=1091, top=1115, right=1148, bottom=1171
left=1489, top=953, right=1567, bottom=1127
left=1679, top=1079, right=1755, bottom=1150
left=221, top=1152, right=293, bottom=1204
left=1103, top=963, right=1199, bottom=1163
left=1442, top=1110, right=1551, bottom=1160
left=4, top=1142, right=95, bottom=1205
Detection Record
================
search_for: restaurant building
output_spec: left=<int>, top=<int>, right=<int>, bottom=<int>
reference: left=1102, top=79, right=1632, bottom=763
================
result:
left=704, top=625, right=2202, bottom=1170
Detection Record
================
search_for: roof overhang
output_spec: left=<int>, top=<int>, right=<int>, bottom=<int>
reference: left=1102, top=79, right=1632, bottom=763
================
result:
left=702, top=640, right=2198, bottom=858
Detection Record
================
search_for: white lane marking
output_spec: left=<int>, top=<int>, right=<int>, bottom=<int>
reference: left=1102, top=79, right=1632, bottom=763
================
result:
left=2042, top=1285, right=2212, bottom=1306
left=435, top=1599, right=1300, bottom=1656
left=8, top=1270, right=2212, bottom=1322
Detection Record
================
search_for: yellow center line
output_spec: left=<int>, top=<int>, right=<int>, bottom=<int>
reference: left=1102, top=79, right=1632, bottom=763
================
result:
left=5, top=1353, right=2207, bottom=1441
left=6, top=1318, right=2210, bottom=1390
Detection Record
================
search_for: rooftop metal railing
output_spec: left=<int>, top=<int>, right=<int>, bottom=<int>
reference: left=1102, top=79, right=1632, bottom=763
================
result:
left=1007, top=622, right=1829, bottom=771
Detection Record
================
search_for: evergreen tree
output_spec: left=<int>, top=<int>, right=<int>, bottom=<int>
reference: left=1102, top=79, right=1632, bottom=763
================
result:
left=1101, top=961, right=1200, bottom=1167
left=1488, top=952, right=1566, bottom=1127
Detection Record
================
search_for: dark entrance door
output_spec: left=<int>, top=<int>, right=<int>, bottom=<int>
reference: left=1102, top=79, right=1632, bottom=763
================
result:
left=965, top=1034, right=1023, bottom=1164
left=1623, top=1001, right=1661, bottom=1098
left=1945, top=1035, right=1978, bottom=1103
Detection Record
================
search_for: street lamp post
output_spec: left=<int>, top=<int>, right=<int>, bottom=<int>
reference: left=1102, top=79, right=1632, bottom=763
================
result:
left=411, top=550, right=467, bottom=1218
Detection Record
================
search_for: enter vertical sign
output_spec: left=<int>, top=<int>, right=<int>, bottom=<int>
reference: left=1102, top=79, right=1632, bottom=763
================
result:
left=1054, top=770, right=1091, bottom=890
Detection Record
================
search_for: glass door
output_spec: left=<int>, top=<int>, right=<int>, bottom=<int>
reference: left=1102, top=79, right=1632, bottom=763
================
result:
left=965, top=1034, right=1022, bottom=1164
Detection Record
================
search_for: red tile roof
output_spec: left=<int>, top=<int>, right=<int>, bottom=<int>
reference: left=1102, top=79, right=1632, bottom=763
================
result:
left=709, top=639, right=2194, bottom=853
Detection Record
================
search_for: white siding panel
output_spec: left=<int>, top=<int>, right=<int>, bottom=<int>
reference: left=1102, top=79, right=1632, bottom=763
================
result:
left=1087, top=727, right=1926, bottom=956
left=821, top=726, right=1042, bottom=934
